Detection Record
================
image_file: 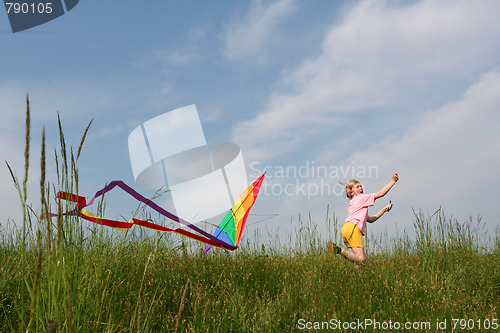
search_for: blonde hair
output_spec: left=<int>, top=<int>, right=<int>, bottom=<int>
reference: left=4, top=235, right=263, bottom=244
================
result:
left=339, top=179, right=360, bottom=199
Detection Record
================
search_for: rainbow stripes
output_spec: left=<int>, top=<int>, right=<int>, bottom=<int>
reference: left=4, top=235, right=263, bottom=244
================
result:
left=217, top=172, right=265, bottom=246
left=202, top=173, right=265, bottom=256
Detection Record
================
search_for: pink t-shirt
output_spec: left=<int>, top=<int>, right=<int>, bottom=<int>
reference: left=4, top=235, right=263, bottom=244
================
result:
left=344, top=193, right=376, bottom=236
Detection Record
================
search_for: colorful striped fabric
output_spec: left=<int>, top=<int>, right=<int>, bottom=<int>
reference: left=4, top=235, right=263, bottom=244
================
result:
left=202, top=172, right=266, bottom=256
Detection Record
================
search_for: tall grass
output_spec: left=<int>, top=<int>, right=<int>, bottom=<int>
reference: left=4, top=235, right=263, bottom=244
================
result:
left=0, top=98, right=499, bottom=332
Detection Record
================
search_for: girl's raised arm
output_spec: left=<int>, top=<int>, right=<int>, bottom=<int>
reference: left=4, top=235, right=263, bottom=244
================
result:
left=374, top=173, right=399, bottom=199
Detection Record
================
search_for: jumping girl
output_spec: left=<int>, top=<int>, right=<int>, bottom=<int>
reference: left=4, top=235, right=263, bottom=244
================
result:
left=328, top=173, right=399, bottom=263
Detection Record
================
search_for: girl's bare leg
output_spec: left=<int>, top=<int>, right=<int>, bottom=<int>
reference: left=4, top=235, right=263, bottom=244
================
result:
left=341, top=247, right=367, bottom=264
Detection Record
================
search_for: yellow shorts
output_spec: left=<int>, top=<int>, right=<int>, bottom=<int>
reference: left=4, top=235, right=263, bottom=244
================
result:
left=341, top=222, right=364, bottom=248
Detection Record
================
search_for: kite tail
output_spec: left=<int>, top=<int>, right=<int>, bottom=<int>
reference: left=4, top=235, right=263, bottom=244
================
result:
left=53, top=173, right=266, bottom=254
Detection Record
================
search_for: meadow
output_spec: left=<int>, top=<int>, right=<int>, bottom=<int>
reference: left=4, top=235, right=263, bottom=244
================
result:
left=0, top=98, right=499, bottom=332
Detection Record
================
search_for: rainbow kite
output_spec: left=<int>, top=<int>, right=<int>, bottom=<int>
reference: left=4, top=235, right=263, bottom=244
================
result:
left=202, top=173, right=265, bottom=256
left=54, top=173, right=266, bottom=252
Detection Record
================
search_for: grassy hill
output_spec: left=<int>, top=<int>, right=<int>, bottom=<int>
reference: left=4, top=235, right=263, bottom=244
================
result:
left=1, top=210, right=498, bottom=332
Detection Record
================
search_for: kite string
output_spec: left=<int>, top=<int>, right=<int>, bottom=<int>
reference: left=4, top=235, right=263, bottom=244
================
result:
left=388, top=174, right=399, bottom=208
left=246, top=213, right=278, bottom=226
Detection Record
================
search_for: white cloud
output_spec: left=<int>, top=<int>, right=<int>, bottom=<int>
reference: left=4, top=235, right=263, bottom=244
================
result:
left=333, top=70, right=500, bottom=233
left=348, top=70, right=500, bottom=201
left=248, top=70, right=500, bottom=243
left=222, top=0, right=298, bottom=64
left=231, top=0, right=500, bottom=162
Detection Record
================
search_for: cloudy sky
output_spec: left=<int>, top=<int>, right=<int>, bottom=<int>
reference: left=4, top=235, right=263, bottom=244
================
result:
left=1, top=0, right=499, bottom=248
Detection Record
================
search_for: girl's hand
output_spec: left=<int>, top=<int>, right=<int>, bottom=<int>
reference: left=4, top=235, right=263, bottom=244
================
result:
left=385, top=201, right=393, bottom=212
left=392, top=173, right=399, bottom=182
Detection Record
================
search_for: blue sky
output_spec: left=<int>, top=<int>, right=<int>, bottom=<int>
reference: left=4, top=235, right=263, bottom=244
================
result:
left=1, top=0, right=500, bottom=248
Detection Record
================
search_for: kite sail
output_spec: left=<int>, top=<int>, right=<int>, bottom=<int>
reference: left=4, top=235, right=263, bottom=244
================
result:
left=202, top=172, right=265, bottom=256
left=54, top=173, right=266, bottom=252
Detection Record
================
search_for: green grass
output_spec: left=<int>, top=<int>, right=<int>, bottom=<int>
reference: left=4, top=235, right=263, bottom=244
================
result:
left=1, top=97, right=499, bottom=332
left=1, top=225, right=499, bottom=332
